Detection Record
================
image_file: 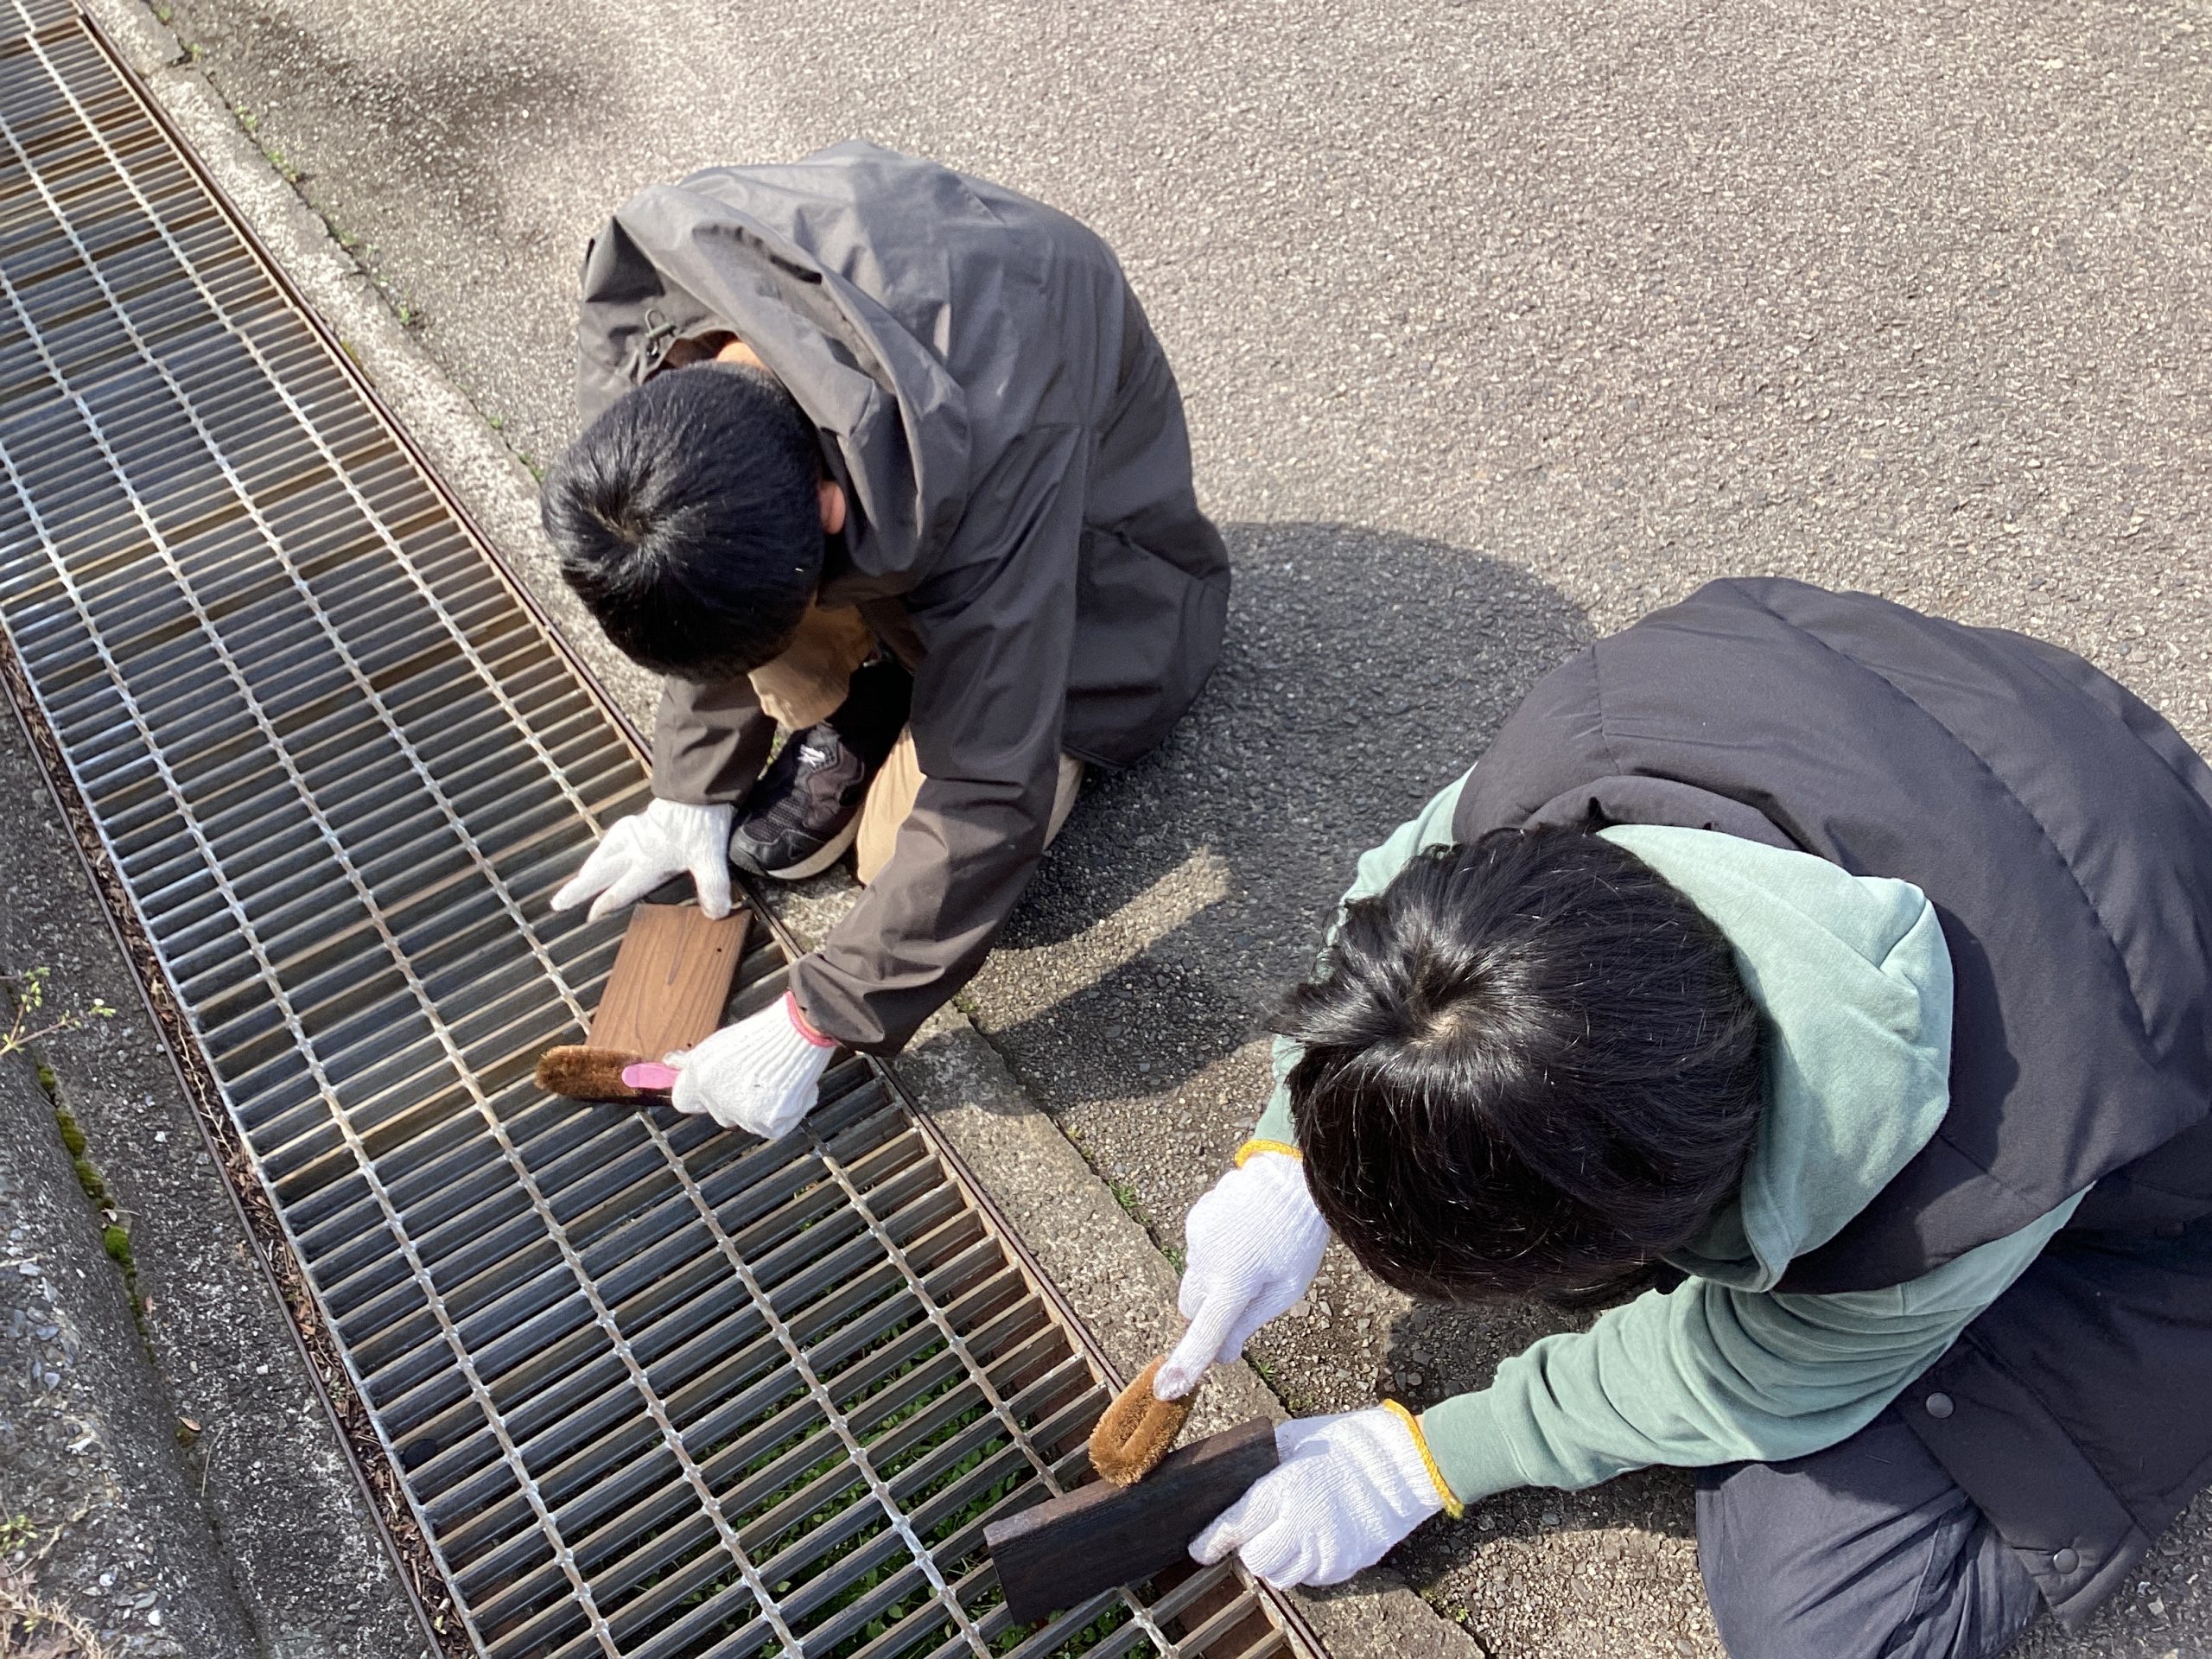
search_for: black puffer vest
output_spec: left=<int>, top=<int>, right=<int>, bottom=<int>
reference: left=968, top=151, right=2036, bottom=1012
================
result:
left=1453, top=578, right=2212, bottom=1627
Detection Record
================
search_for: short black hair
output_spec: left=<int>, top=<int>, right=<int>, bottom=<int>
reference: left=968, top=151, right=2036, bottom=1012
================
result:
left=542, top=362, right=825, bottom=679
left=1281, top=826, right=1764, bottom=1306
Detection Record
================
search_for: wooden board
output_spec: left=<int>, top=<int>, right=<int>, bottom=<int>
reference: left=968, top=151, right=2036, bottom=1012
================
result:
left=585, top=902, right=749, bottom=1059
left=983, top=1418, right=1278, bottom=1625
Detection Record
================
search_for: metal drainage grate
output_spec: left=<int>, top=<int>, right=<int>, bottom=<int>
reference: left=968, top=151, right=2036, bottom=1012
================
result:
left=0, top=12, right=1315, bottom=1659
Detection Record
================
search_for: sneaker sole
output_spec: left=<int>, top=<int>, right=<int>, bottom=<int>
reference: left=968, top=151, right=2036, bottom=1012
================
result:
left=757, top=816, right=861, bottom=882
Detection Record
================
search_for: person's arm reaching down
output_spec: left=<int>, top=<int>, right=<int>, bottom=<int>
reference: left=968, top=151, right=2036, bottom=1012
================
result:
left=550, top=675, right=774, bottom=921
left=1198, top=1192, right=2085, bottom=1588
left=786, top=428, right=1090, bottom=1054
left=1419, top=1190, right=2087, bottom=1505
left=1163, top=771, right=1476, bottom=1397
left=652, top=672, right=779, bottom=810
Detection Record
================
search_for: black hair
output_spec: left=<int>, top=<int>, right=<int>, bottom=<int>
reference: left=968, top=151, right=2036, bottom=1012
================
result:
left=542, top=362, right=825, bottom=679
left=1281, top=825, right=1764, bottom=1307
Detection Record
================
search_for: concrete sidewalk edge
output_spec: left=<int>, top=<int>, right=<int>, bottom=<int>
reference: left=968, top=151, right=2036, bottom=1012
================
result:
left=0, top=703, right=437, bottom=1657
left=0, top=1050, right=258, bottom=1656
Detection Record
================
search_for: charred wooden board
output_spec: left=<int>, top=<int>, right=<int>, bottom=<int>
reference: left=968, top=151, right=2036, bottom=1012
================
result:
left=585, top=898, right=749, bottom=1061
left=985, top=1417, right=1277, bottom=1624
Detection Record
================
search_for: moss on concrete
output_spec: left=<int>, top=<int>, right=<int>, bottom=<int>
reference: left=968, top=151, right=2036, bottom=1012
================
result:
left=42, top=1091, right=145, bottom=1333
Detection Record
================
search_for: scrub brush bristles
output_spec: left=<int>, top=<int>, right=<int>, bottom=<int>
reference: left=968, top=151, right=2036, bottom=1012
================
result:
left=536, top=1046, right=649, bottom=1101
left=1088, top=1357, right=1192, bottom=1487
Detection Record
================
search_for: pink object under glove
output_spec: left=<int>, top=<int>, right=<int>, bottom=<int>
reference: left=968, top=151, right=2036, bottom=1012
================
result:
left=664, top=991, right=837, bottom=1139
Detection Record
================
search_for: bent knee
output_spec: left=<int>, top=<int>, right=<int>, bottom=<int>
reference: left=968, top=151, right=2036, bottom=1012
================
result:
left=1696, top=1427, right=2041, bottom=1659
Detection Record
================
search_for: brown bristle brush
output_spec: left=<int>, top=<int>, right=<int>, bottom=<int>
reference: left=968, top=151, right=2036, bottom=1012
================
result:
left=535, top=1046, right=679, bottom=1103
left=1088, top=1357, right=1194, bottom=1487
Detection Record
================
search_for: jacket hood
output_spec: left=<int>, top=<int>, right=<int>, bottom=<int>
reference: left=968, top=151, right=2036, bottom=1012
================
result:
left=576, top=161, right=972, bottom=597
left=1599, top=825, right=1956, bottom=1291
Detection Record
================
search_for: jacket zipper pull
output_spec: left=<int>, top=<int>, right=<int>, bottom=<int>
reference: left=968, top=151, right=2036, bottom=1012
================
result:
left=639, top=308, right=678, bottom=372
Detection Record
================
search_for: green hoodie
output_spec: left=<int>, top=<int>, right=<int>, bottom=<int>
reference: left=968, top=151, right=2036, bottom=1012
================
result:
left=1253, top=773, right=2082, bottom=1507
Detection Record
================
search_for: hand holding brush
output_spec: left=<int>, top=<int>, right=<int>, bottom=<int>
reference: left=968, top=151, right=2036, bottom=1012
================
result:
left=1088, top=1144, right=1332, bottom=1486
left=1154, top=1147, right=1331, bottom=1397
left=533, top=1047, right=680, bottom=1101
left=535, top=993, right=837, bottom=1141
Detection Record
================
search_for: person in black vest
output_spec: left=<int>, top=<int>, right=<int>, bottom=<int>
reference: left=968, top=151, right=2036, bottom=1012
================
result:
left=1145, top=579, right=2212, bottom=1656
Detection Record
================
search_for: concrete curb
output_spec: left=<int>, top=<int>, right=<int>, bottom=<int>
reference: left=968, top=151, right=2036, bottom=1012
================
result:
left=80, top=6, right=1486, bottom=1651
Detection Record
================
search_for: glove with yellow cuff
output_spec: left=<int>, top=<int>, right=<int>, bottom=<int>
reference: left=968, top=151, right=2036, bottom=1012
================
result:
left=1192, top=1403, right=1462, bottom=1587
left=1154, top=1144, right=1330, bottom=1402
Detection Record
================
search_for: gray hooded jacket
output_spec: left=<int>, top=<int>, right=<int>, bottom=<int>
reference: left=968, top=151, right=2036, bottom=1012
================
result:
left=575, top=143, right=1229, bottom=1051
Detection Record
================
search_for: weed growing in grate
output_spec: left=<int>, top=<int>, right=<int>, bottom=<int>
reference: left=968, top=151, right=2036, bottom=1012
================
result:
left=874, top=1395, right=992, bottom=1481
left=796, top=1358, right=1063, bottom=1653
left=824, top=1577, right=936, bottom=1655
left=630, top=1359, right=1135, bottom=1654
left=841, top=1332, right=949, bottom=1419
left=632, top=1171, right=1124, bottom=1656
left=912, top=1444, right=1022, bottom=1548
left=1038, top=1598, right=1132, bottom=1656
left=613, top=1418, right=864, bottom=1645
left=730, top=1427, right=853, bottom=1535
left=809, top=1451, right=1111, bottom=1658
left=623, top=1551, right=762, bottom=1650
left=617, top=1384, right=813, bottom=1603
left=826, top=1585, right=1131, bottom=1657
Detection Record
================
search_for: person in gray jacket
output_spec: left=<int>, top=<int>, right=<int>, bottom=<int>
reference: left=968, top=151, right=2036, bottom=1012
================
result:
left=542, top=143, right=1227, bottom=1137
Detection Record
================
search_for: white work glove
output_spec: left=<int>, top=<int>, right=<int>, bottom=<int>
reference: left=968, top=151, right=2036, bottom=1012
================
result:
left=552, top=798, right=734, bottom=922
left=665, top=991, right=838, bottom=1140
left=1193, top=1408, right=1450, bottom=1587
left=1154, top=1150, right=1330, bottom=1401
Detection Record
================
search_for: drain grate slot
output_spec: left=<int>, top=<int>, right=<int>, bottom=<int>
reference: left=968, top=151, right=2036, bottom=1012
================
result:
left=0, top=9, right=1313, bottom=1658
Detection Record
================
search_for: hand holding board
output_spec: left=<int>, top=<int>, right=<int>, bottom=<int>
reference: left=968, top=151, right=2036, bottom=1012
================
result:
left=984, top=1419, right=1279, bottom=1624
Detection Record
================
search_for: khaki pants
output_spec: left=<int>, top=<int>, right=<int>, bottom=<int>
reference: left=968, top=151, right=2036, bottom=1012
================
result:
left=854, top=735, right=1086, bottom=885
left=747, top=602, right=877, bottom=730
left=752, top=604, right=1085, bottom=886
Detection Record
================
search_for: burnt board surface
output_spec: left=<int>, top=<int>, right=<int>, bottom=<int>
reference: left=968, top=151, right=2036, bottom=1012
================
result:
left=984, top=1419, right=1280, bottom=1624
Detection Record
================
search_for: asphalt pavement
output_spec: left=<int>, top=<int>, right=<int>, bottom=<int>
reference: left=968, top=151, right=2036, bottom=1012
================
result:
left=141, top=0, right=2212, bottom=1651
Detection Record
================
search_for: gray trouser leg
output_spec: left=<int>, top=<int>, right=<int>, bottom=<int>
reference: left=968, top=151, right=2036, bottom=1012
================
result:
left=1696, top=1408, right=2047, bottom=1659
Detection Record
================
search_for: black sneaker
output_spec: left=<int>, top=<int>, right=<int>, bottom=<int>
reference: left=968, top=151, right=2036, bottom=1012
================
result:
left=729, top=725, right=871, bottom=880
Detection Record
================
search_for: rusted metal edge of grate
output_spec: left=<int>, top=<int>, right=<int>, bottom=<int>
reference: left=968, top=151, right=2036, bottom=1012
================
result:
left=0, top=10, right=1328, bottom=1659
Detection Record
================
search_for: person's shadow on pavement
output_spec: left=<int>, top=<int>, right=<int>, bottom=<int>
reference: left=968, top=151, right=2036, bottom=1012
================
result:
left=982, top=518, right=1592, bottom=1109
